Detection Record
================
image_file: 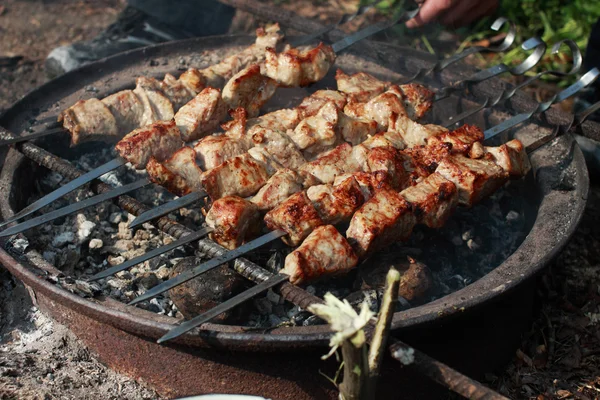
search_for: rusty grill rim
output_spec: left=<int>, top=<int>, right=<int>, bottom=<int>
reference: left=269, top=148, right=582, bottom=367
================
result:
left=0, top=34, right=590, bottom=350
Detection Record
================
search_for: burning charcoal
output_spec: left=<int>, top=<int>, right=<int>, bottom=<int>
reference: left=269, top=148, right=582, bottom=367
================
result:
left=42, top=251, right=57, bottom=265
left=254, top=297, right=273, bottom=315
left=57, top=247, right=81, bottom=275
left=506, top=210, right=519, bottom=222
left=167, top=257, right=247, bottom=322
left=136, top=272, right=160, bottom=291
left=399, top=261, right=432, bottom=301
left=357, top=256, right=432, bottom=302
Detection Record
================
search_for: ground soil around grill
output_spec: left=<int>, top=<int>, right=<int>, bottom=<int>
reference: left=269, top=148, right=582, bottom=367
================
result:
left=1, top=1, right=600, bottom=399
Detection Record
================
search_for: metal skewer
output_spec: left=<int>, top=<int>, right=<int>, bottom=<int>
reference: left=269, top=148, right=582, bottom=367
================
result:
left=403, top=17, right=516, bottom=84
left=433, top=36, right=547, bottom=102
left=133, top=69, right=599, bottom=337
left=443, top=39, right=582, bottom=127
left=1, top=6, right=420, bottom=232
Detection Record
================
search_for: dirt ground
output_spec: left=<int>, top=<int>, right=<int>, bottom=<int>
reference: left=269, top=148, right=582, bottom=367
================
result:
left=1, top=1, right=600, bottom=399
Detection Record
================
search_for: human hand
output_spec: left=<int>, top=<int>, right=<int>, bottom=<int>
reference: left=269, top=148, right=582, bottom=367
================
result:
left=406, top=0, right=499, bottom=28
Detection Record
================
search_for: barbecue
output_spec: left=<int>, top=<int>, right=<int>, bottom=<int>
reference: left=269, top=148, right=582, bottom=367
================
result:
left=0, top=4, right=598, bottom=399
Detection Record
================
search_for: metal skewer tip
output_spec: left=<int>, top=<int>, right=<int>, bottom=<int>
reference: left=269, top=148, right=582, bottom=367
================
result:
left=0, top=179, right=150, bottom=238
left=157, top=273, right=289, bottom=344
left=0, top=157, right=128, bottom=229
left=128, top=229, right=287, bottom=305
left=128, top=191, right=206, bottom=229
left=0, top=127, right=67, bottom=147
left=89, top=227, right=212, bottom=281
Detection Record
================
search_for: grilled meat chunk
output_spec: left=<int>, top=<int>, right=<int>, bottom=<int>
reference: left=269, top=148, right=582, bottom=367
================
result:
left=297, top=90, right=347, bottom=118
left=115, top=120, right=183, bottom=169
left=335, top=69, right=389, bottom=103
left=436, top=155, right=509, bottom=207
left=247, top=108, right=301, bottom=133
left=334, top=172, right=390, bottom=201
left=174, top=87, right=228, bottom=142
left=347, top=187, right=416, bottom=258
left=427, top=124, right=483, bottom=154
left=338, top=113, right=378, bottom=145
left=194, top=135, right=249, bottom=170
left=300, top=143, right=362, bottom=184
left=203, top=24, right=284, bottom=85
left=392, top=119, right=447, bottom=148
left=344, top=85, right=407, bottom=131
left=251, top=127, right=306, bottom=169
left=178, top=68, right=207, bottom=95
left=264, top=192, right=324, bottom=246
left=146, top=147, right=204, bottom=196
left=205, top=196, right=261, bottom=250
left=263, top=43, right=336, bottom=87
left=336, top=70, right=434, bottom=119
left=201, top=153, right=271, bottom=200
left=222, top=64, right=278, bottom=118
left=101, top=90, right=145, bottom=134
left=284, top=225, right=359, bottom=285
left=251, top=169, right=306, bottom=211
left=135, top=77, right=175, bottom=121
left=483, top=139, right=531, bottom=178
left=288, top=101, right=340, bottom=157
left=366, top=147, right=408, bottom=190
left=59, top=98, right=118, bottom=146
left=160, top=73, right=197, bottom=110
left=307, top=177, right=365, bottom=224
left=400, top=172, right=458, bottom=228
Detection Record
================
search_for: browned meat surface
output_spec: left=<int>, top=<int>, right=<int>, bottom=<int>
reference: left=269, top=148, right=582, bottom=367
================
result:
left=288, top=101, right=340, bottom=157
left=101, top=90, right=145, bottom=134
left=264, top=192, right=324, bottom=246
left=222, top=64, right=278, bottom=118
left=178, top=68, right=207, bottom=95
left=194, top=135, right=249, bottom=170
left=250, top=127, right=307, bottom=169
left=300, top=143, right=362, bottom=184
left=403, top=141, right=453, bottom=183
left=400, top=172, right=458, bottom=228
left=366, top=146, right=408, bottom=190
left=263, top=43, right=336, bottom=87
left=283, top=225, right=359, bottom=285
left=344, top=85, right=407, bottom=131
left=201, top=153, right=270, bottom=200
left=246, top=108, right=301, bottom=133
left=297, top=89, right=347, bottom=118
left=202, top=24, right=283, bottom=85
left=393, top=119, right=447, bottom=147
left=205, top=196, right=261, bottom=250
left=336, top=70, right=434, bottom=119
left=436, top=155, right=509, bottom=207
left=160, top=73, right=197, bottom=110
left=174, top=87, right=228, bottom=142
left=398, top=83, right=434, bottom=120
left=135, top=77, right=175, bottom=121
left=115, top=120, right=183, bottom=169
left=59, top=98, right=118, bottom=146
left=427, top=124, right=484, bottom=154
left=337, top=113, right=378, bottom=145
left=483, top=139, right=531, bottom=178
left=346, top=187, right=416, bottom=258
left=251, top=169, right=306, bottom=211
left=335, top=69, right=390, bottom=103
left=307, top=178, right=364, bottom=225
left=333, top=171, right=390, bottom=202
left=146, top=146, right=203, bottom=196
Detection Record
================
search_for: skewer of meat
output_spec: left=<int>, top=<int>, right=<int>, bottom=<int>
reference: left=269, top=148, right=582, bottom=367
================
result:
left=130, top=80, right=434, bottom=227
left=129, top=129, right=529, bottom=305
left=128, top=65, right=600, bottom=302
left=58, top=25, right=284, bottom=146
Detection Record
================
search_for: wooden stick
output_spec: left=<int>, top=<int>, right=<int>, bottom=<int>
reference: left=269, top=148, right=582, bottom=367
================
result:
left=366, top=268, right=401, bottom=397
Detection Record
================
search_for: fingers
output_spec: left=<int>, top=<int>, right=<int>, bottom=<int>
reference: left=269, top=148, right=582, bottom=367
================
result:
left=406, top=0, right=455, bottom=29
left=406, top=0, right=499, bottom=29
